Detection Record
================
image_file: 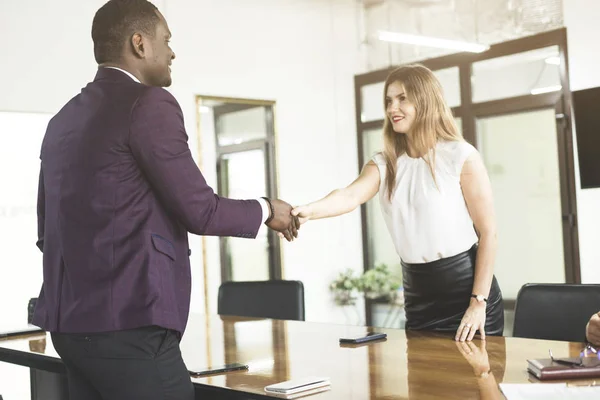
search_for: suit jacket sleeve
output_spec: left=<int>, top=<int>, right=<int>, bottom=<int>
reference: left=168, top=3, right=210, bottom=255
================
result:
left=36, top=166, right=45, bottom=252
left=129, top=87, right=263, bottom=237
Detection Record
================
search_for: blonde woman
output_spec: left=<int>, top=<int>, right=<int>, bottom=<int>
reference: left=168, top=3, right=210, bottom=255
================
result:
left=293, top=64, right=503, bottom=341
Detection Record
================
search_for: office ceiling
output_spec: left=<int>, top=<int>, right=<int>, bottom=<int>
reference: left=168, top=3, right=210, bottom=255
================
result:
left=361, top=0, right=563, bottom=41
left=361, top=0, right=564, bottom=68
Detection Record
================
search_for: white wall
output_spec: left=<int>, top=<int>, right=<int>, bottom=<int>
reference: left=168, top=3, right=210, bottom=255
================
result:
left=0, top=0, right=106, bottom=113
left=165, top=0, right=365, bottom=322
left=563, top=0, right=600, bottom=283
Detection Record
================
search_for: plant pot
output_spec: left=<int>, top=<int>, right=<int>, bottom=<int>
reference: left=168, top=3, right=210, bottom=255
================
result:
left=364, top=290, right=404, bottom=302
left=364, top=291, right=384, bottom=300
left=389, top=289, right=404, bottom=305
left=333, top=290, right=357, bottom=306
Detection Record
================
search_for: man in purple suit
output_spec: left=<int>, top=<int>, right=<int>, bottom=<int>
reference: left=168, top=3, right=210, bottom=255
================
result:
left=32, top=1, right=299, bottom=398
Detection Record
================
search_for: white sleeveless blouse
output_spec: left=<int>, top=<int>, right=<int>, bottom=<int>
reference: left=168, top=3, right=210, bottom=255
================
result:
left=372, top=140, right=479, bottom=263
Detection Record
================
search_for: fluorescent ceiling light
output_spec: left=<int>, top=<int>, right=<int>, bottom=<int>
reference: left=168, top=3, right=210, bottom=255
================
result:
left=377, top=31, right=489, bottom=53
left=545, top=56, right=560, bottom=65
left=531, top=85, right=562, bottom=95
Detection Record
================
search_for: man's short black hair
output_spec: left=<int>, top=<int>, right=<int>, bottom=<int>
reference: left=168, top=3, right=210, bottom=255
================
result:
left=92, top=0, right=160, bottom=64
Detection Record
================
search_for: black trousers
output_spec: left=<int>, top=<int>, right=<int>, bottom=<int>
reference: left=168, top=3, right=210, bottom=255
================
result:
left=51, top=326, right=194, bottom=400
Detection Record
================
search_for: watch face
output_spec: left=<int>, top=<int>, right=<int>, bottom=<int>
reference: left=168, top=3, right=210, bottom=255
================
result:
left=476, top=295, right=484, bottom=302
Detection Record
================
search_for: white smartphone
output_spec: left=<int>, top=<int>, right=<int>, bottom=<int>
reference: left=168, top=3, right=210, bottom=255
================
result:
left=264, top=377, right=330, bottom=395
left=264, top=385, right=331, bottom=399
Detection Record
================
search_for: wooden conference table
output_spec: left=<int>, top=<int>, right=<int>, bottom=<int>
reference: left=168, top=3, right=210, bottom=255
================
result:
left=0, top=314, right=590, bottom=399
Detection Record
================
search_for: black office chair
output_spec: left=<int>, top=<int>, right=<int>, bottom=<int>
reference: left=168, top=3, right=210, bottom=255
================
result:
left=217, top=280, right=305, bottom=321
left=28, top=298, right=38, bottom=324
left=513, top=283, right=600, bottom=342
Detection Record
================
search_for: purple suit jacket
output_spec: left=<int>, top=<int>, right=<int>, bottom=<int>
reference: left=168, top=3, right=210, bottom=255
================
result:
left=32, top=68, right=262, bottom=334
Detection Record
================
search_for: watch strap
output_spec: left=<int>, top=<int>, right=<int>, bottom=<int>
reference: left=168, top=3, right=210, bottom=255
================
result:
left=471, top=294, right=488, bottom=302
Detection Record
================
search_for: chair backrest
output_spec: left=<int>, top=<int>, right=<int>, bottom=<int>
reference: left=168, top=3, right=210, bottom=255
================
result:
left=28, top=298, right=38, bottom=324
left=513, top=283, right=600, bottom=342
left=217, top=280, right=305, bottom=321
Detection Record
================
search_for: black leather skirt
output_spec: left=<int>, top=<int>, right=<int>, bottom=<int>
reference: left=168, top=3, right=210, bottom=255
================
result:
left=401, top=245, right=504, bottom=336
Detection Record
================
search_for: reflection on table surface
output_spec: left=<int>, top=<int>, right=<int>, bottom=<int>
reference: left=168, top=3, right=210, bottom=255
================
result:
left=0, top=315, right=589, bottom=399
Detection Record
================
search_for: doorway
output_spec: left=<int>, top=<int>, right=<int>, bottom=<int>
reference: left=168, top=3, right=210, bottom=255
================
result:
left=197, top=97, right=282, bottom=283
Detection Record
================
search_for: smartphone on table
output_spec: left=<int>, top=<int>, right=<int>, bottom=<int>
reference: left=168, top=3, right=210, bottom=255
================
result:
left=339, top=332, right=387, bottom=345
left=189, top=362, right=248, bottom=377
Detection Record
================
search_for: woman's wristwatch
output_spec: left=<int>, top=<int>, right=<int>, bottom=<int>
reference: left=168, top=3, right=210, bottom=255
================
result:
left=471, top=294, right=488, bottom=303
left=477, top=369, right=492, bottom=379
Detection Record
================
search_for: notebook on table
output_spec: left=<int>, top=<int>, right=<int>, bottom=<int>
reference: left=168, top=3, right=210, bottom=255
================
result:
left=264, top=377, right=331, bottom=398
left=527, top=358, right=600, bottom=380
left=500, top=382, right=600, bottom=400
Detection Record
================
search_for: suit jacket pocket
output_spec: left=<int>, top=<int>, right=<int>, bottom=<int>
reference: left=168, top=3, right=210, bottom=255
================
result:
left=151, top=234, right=176, bottom=261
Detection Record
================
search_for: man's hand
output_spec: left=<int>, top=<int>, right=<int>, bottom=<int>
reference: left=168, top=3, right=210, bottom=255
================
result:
left=265, top=199, right=300, bottom=242
left=586, top=312, right=600, bottom=346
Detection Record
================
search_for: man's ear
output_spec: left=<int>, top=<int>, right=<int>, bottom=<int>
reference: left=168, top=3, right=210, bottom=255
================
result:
left=130, top=33, right=145, bottom=59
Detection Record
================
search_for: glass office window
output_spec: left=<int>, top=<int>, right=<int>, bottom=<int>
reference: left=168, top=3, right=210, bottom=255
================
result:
left=472, top=46, right=561, bottom=102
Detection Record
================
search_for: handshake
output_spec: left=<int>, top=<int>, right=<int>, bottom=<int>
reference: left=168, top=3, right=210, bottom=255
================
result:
left=262, top=198, right=311, bottom=242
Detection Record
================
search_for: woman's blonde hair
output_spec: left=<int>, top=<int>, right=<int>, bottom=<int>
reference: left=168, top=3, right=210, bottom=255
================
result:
left=381, top=64, right=463, bottom=200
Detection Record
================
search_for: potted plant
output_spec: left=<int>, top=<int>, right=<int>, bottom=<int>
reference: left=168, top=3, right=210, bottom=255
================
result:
left=358, top=263, right=401, bottom=301
left=329, top=269, right=361, bottom=306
